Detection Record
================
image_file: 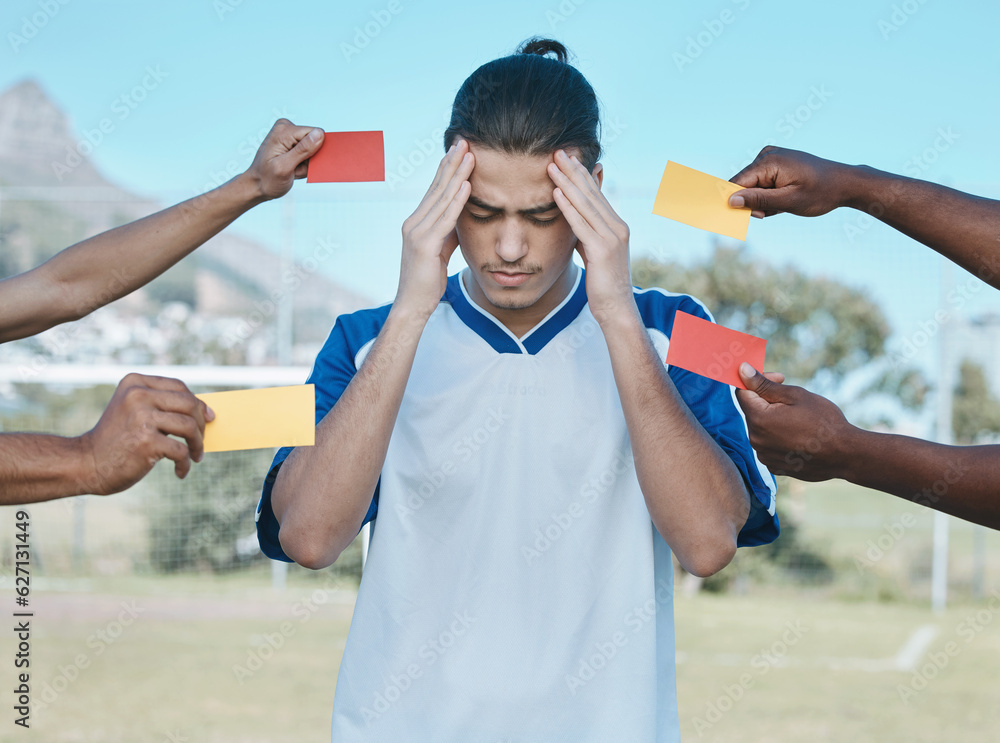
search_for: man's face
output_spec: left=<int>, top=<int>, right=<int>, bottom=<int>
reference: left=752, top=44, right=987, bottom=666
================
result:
left=456, top=144, right=603, bottom=325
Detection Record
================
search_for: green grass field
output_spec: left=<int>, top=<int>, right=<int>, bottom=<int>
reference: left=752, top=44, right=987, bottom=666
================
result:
left=4, top=477, right=1000, bottom=741
left=5, top=573, right=999, bottom=742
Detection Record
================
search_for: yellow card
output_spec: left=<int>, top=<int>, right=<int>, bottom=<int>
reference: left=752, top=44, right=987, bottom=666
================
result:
left=197, top=384, right=315, bottom=453
left=652, top=161, right=751, bottom=241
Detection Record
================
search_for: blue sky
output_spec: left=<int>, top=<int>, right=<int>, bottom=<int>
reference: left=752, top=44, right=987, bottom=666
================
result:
left=3, top=0, right=999, bottom=416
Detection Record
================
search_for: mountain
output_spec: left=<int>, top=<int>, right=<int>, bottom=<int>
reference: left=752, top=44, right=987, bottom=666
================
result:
left=0, top=79, right=371, bottom=351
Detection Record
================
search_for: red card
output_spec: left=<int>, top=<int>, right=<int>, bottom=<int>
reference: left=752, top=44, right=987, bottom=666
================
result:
left=666, top=311, right=766, bottom=389
left=306, top=130, right=385, bottom=183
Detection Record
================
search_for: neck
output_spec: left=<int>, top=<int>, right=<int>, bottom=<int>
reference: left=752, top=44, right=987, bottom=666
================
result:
left=463, top=262, right=578, bottom=338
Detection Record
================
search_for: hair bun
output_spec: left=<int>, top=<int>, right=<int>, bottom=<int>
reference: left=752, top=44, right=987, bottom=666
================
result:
left=516, top=37, right=569, bottom=63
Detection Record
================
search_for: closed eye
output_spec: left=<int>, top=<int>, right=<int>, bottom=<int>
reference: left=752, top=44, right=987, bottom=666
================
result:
left=527, top=215, right=559, bottom=227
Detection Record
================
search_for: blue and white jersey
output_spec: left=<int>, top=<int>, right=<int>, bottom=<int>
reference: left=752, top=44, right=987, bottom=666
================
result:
left=257, top=266, right=778, bottom=743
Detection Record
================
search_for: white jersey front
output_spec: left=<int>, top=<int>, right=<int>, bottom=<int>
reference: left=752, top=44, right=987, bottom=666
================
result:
left=257, top=267, right=778, bottom=742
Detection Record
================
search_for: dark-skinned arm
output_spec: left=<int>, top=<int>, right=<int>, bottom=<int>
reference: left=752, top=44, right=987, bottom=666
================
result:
left=729, top=146, right=1000, bottom=289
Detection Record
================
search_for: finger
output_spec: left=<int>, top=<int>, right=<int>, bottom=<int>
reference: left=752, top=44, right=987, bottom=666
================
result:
left=413, top=141, right=468, bottom=219
left=137, top=388, right=209, bottom=430
left=152, top=409, right=205, bottom=462
left=434, top=181, right=471, bottom=239
left=762, top=371, right=786, bottom=384
left=266, top=120, right=319, bottom=149
left=729, top=146, right=780, bottom=187
left=425, top=151, right=474, bottom=230
left=553, top=186, right=601, bottom=246
left=739, top=363, right=790, bottom=404
left=550, top=152, right=617, bottom=233
left=154, top=434, right=193, bottom=479
left=729, top=188, right=788, bottom=216
left=280, top=127, right=324, bottom=175
left=549, top=165, right=614, bottom=241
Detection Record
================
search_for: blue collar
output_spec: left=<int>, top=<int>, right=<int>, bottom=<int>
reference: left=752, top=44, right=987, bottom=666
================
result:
left=444, top=266, right=589, bottom=355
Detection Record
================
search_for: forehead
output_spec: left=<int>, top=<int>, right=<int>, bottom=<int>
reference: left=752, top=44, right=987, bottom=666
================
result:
left=467, top=144, right=563, bottom=209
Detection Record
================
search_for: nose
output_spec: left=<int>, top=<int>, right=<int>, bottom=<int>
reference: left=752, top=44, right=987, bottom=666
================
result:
left=494, top=218, right=529, bottom=265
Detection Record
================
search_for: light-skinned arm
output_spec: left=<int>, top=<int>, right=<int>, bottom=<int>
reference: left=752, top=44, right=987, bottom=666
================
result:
left=728, top=145, right=1000, bottom=289
left=548, top=150, right=750, bottom=577
left=269, top=141, right=475, bottom=569
left=0, top=119, right=325, bottom=343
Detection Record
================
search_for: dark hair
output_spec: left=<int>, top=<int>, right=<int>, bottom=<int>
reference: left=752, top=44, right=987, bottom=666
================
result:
left=444, top=38, right=602, bottom=170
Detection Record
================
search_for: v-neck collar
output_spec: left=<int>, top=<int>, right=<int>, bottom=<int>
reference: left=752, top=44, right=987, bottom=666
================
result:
left=443, top=265, right=588, bottom=355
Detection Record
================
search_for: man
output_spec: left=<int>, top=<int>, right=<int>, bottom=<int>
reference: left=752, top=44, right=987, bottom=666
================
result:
left=0, top=119, right=324, bottom=504
left=728, top=145, right=1000, bottom=530
left=258, top=41, right=776, bottom=741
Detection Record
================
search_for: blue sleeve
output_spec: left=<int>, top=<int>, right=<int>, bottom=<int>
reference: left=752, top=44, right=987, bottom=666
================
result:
left=637, top=291, right=779, bottom=548
left=255, top=307, right=389, bottom=562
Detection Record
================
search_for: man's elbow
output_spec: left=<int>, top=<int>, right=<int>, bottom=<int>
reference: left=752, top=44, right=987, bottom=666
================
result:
left=277, top=523, right=350, bottom=571
left=680, top=537, right=737, bottom=579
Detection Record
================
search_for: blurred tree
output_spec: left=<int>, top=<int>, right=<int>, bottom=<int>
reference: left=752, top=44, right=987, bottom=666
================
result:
left=952, top=359, right=1000, bottom=444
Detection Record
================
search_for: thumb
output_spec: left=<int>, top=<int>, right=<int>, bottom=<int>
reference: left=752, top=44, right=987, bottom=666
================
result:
left=729, top=187, right=788, bottom=217
left=738, top=363, right=788, bottom=403
left=283, top=127, right=325, bottom=172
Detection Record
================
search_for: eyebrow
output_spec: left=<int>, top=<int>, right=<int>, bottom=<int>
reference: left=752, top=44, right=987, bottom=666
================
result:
left=467, top=195, right=559, bottom=216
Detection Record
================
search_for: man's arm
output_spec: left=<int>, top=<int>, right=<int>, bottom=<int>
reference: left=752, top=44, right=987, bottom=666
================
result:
left=269, top=141, right=475, bottom=569
left=549, top=150, right=750, bottom=577
left=728, top=146, right=1000, bottom=290
left=0, top=119, right=324, bottom=343
left=736, top=364, right=1000, bottom=529
left=0, top=374, right=212, bottom=505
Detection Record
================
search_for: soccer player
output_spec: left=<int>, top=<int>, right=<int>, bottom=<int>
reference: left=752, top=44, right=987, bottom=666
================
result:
left=258, top=40, right=778, bottom=741
left=0, top=119, right=324, bottom=504
left=727, top=145, right=1000, bottom=530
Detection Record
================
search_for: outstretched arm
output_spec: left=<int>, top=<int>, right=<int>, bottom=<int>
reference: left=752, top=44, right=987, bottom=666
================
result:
left=728, top=146, right=1000, bottom=290
left=0, top=119, right=324, bottom=343
left=0, top=374, right=213, bottom=505
left=736, top=364, right=1000, bottom=529
left=549, top=150, right=750, bottom=577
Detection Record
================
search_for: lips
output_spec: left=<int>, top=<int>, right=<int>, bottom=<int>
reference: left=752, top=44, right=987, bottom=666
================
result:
left=490, top=271, right=532, bottom=287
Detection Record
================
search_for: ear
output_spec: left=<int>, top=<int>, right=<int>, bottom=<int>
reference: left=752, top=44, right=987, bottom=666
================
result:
left=591, top=162, right=604, bottom=190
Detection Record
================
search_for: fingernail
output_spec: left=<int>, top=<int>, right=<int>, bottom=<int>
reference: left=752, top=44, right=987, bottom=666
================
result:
left=730, top=195, right=745, bottom=208
left=308, top=128, right=323, bottom=142
left=206, top=406, right=215, bottom=422
left=739, top=362, right=756, bottom=378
